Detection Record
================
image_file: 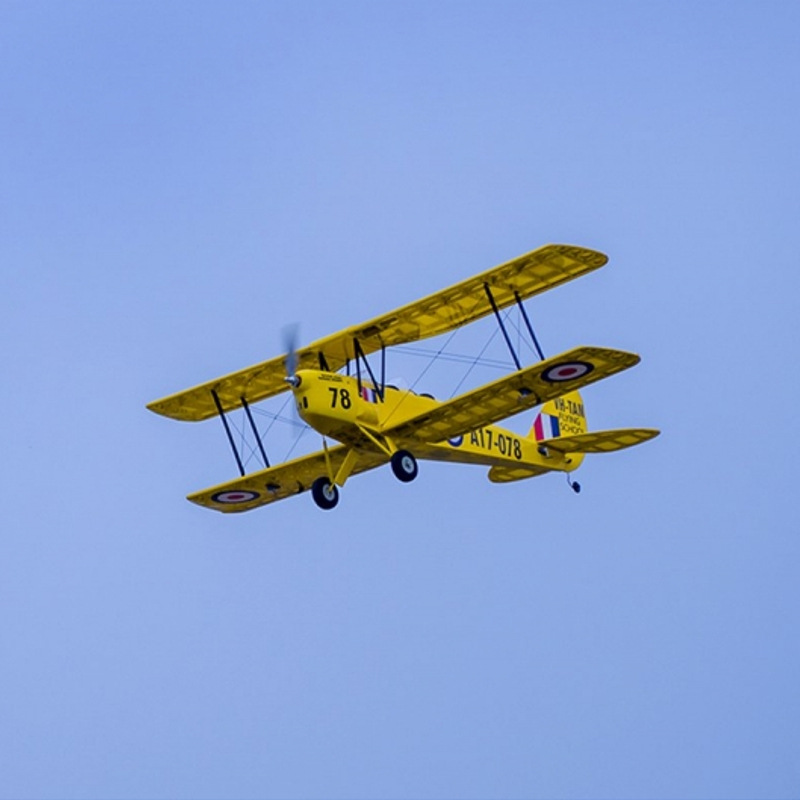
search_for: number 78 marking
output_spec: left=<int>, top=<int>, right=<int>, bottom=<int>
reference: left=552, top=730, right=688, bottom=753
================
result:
left=328, top=387, right=352, bottom=409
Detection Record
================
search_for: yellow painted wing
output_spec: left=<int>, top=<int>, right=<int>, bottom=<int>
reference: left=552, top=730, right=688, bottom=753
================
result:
left=148, top=243, right=606, bottom=421
left=148, top=352, right=298, bottom=423
left=384, top=346, right=640, bottom=445
left=540, top=428, right=660, bottom=454
left=187, top=446, right=388, bottom=513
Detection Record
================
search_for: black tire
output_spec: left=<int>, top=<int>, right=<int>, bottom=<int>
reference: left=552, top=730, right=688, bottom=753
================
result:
left=311, top=477, right=339, bottom=510
left=390, top=450, right=418, bottom=483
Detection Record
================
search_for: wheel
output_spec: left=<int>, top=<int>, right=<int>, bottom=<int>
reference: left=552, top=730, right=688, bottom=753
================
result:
left=311, top=477, right=339, bottom=510
left=390, top=450, right=418, bottom=483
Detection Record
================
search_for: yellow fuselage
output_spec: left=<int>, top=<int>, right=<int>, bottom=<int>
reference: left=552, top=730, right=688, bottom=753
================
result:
left=291, top=369, right=577, bottom=473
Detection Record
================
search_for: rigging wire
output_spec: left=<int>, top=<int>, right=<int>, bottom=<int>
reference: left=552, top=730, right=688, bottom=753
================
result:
left=504, top=311, right=544, bottom=360
left=220, top=300, right=544, bottom=469
left=225, top=415, right=262, bottom=470
left=405, top=327, right=462, bottom=394
left=252, top=395, right=307, bottom=430
left=223, top=394, right=309, bottom=470
left=380, top=326, right=463, bottom=427
left=396, top=345, right=513, bottom=371
left=445, top=305, right=542, bottom=398
left=283, top=424, right=310, bottom=462
left=447, top=325, right=501, bottom=398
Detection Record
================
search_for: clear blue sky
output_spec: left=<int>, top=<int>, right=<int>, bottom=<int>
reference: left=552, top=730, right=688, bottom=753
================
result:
left=2, top=2, right=799, bottom=798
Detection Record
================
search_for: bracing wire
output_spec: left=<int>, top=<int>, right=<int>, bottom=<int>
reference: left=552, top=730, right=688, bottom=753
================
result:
left=221, top=303, right=544, bottom=470
left=448, top=325, right=501, bottom=399
left=397, top=345, right=513, bottom=371
left=226, top=415, right=262, bottom=470
left=252, top=395, right=307, bottom=430
left=379, top=326, right=463, bottom=427
left=283, top=424, right=310, bottom=462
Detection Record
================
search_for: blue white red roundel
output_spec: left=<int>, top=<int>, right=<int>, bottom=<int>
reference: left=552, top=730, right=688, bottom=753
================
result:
left=542, top=360, right=593, bottom=383
left=212, top=490, right=260, bottom=504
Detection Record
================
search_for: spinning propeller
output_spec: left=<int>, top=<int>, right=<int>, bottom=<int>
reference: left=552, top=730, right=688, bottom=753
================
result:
left=283, top=324, right=301, bottom=388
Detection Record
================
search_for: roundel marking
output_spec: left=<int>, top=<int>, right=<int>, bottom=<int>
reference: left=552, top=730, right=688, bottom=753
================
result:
left=448, top=435, right=464, bottom=447
left=542, top=360, right=594, bottom=383
left=212, top=490, right=260, bottom=504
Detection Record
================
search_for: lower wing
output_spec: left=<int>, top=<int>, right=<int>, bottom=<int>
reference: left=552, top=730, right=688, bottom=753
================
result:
left=187, top=446, right=388, bottom=513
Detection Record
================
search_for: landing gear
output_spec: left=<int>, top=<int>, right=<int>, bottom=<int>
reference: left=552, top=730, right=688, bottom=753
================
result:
left=567, top=477, right=581, bottom=494
left=311, top=477, right=339, bottom=510
left=390, top=450, right=418, bottom=482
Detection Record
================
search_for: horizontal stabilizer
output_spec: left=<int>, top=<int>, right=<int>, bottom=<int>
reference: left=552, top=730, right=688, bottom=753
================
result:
left=488, top=465, right=551, bottom=484
left=539, top=428, right=660, bottom=454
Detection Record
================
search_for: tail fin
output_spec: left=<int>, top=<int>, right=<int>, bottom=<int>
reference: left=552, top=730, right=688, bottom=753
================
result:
left=489, top=389, right=659, bottom=485
left=529, top=389, right=587, bottom=474
left=530, top=390, right=587, bottom=442
left=488, top=390, right=588, bottom=484
left=531, top=388, right=659, bottom=457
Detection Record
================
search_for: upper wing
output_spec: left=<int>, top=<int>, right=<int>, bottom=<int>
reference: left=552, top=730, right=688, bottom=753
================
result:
left=540, top=428, right=660, bottom=454
left=147, top=352, right=298, bottom=423
left=187, top=445, right=389, bottom=513
left=384, top=346, right=640, bottom=445
left=147, top=243, right=606, bottom=421
left=314, top=242, right=606, bottom=358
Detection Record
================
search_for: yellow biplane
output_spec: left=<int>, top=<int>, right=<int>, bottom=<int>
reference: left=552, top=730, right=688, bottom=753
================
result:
left=148, top=244, right=658, bottom=512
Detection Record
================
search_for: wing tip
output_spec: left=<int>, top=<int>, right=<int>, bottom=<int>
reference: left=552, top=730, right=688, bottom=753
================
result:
left=543, top=242, right=609, bottom=268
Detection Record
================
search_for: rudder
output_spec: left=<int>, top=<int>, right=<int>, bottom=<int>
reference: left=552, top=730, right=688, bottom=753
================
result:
left=530, top=390, right=587, bottom=441
left=530, top=389, right=587, bottom=473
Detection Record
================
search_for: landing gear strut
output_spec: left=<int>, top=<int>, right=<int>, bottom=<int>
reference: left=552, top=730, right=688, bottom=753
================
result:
left=311, top=477, right=339, bottom=510
left=390, top=450, right=418, bottom=483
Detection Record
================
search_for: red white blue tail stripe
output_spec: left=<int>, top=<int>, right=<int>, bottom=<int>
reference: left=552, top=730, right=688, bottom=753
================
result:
left=534, top=413, right=560, bottom=441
